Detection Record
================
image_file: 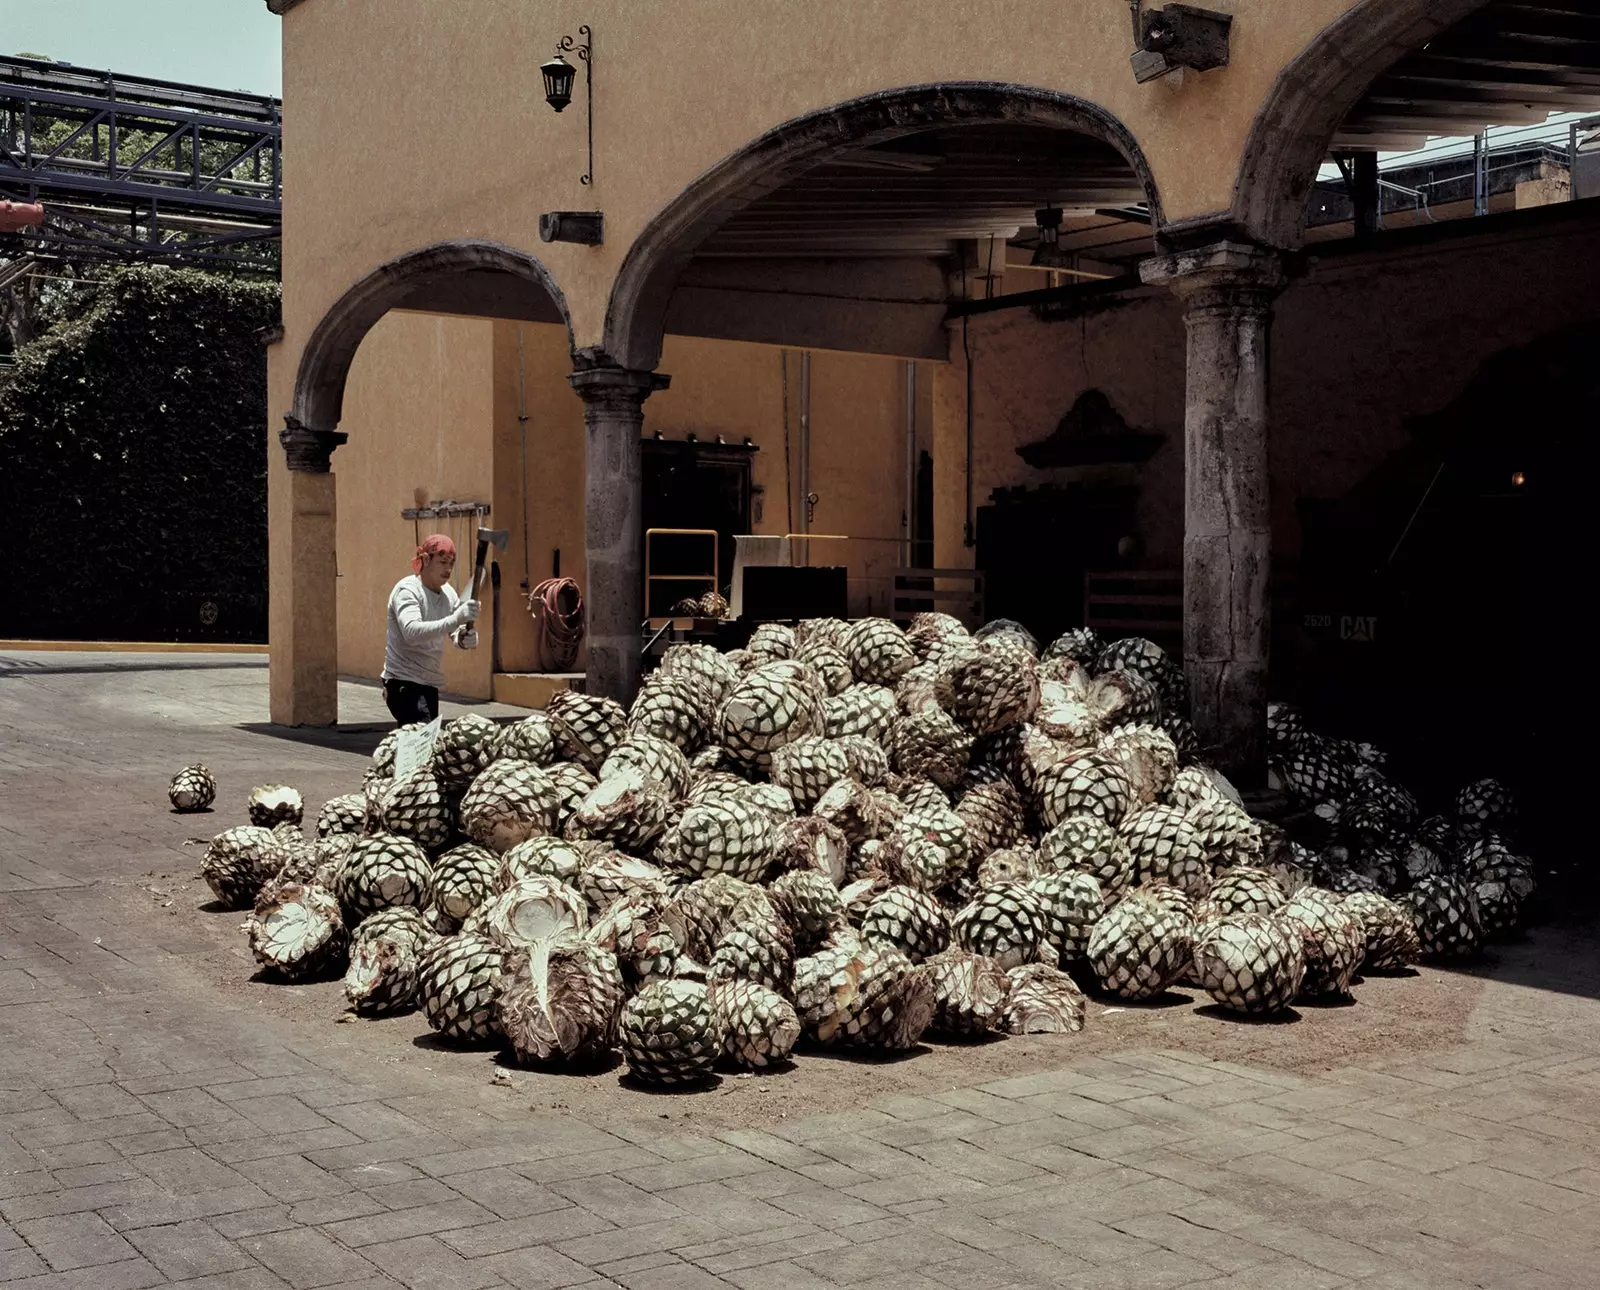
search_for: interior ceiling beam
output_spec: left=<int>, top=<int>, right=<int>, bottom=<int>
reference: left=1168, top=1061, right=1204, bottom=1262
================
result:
left=1343, top=105, right=1554, bottom=131
left=1406, top=36, right=1600, bottom=71
left=1393, top=53, right=1600, bottom=88
left=1454, top=7, right=1600, bottom=40
left=1363, top=84, right=1600, bottom=108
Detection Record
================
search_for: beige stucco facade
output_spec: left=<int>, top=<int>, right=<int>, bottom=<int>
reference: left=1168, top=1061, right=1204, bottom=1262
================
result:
left=266, top=0, right=1530, bottom=777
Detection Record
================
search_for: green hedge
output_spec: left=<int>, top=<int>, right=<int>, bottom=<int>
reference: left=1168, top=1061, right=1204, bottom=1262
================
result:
left=0, top=266, right=280, bottom=641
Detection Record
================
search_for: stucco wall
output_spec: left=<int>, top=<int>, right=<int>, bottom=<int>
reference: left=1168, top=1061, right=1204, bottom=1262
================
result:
left=957, top=216, right=1600, bottom=575
left=332, top=311, right=496, bottom=699
left=272, top=0, right=1363, bottom=362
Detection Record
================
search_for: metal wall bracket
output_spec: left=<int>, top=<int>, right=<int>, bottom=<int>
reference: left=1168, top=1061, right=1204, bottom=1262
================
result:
left=1132, top=4, right=1233, bottom=83
left=539, top=210, right=603, bottom=245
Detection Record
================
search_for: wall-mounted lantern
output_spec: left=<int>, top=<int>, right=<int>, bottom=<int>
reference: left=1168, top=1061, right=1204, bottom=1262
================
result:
left=541, top=26, right=593, bottom=185
left=540, top=54, right=577, bottom=112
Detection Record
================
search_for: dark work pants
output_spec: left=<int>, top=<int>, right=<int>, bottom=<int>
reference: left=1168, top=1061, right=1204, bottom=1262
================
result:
left=382, top=678, right=439, bottom=726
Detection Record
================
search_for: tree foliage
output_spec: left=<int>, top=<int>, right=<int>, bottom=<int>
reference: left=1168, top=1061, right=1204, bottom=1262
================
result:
left=0, top=265, right=279, bottom=641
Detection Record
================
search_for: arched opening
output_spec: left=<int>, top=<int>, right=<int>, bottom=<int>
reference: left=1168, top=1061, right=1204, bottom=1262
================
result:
left=1236, top=0, right=1600, bottom=248
left=291, top=240, right=571, bottom=433
left=596, top=82, right=1161, bottom=695
left=1231, top=0, right=1600, bottom=882
left=606, top=83, right=1162, bottom=371
left=274, top=241, right=577, bottom=724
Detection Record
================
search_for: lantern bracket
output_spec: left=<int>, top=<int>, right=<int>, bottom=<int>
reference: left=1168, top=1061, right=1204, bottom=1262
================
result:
left=555, top=26, right=594, bottom=186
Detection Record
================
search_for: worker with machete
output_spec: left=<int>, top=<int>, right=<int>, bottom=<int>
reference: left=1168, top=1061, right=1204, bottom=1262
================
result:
left=381, top=534, right=479, bottom=725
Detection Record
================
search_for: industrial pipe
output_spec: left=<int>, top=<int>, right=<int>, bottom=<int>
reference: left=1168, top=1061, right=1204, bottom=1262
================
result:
left=0, top=201, right=45, bottom=232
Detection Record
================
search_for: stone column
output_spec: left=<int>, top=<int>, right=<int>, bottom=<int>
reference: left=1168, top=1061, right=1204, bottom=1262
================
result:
left=1140, top=243, right=1284, bottom=786
left=568, top=365, right=669, bottom=705
left=269, top=416, right=347, bottom=726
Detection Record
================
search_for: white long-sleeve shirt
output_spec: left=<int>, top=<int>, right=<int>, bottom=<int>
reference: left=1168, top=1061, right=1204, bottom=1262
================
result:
left=383, top=575, right=461, bottom=688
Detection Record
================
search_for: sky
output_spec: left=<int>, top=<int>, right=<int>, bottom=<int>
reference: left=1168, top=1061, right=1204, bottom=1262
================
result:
left=3, top=0, right=282, bottom=97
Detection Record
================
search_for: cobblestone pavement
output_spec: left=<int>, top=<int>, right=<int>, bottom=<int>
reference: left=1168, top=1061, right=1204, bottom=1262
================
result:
left=3, top=651, right=1599, bottom=1290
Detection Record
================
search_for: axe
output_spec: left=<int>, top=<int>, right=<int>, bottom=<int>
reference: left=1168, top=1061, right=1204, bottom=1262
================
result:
left=455, top=527, right=509, bottom=651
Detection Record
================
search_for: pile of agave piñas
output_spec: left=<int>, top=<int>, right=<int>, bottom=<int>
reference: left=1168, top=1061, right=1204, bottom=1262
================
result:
left=183, top=614, right=1535, bottom=1086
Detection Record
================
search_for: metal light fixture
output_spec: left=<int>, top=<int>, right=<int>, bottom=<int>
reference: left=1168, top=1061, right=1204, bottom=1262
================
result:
left=1129, top=3, right=1233, bottom=84
left=540, top=54, right=576, bottom=112
left=1032, top=206, right=1072, bottom=268
left=541, top=26, right=593, bottom=184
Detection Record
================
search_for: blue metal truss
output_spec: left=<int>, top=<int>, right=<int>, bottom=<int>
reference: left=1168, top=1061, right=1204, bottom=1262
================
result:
left=0, top=56, right=281, bottom=272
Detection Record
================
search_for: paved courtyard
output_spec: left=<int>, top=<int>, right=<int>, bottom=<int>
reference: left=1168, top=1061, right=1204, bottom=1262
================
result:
left=2, top=650, right=1598, bottom=1290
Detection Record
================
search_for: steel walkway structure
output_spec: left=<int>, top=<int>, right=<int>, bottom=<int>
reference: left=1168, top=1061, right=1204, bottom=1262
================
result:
left=0, top=55, right=280, bottom=273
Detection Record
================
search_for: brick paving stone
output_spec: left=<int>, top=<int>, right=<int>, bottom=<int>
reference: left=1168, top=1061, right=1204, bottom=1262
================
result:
left=447, top=1168, right=576, bottom=1219
left=323, top=1199, right=498, bottom=1247
left=767, top=1188, right=892, bottom=1229
left=720, top=1260, right=838, bottom=1290
left=552, top=1217, right=725, bottom=1266
left=362, top=1233, right=506, bottom=1290
left=794, top=1232, right=972, bottom=1284
left=241, top=1227, right=381, bottom=1288
left=474, top=1245, right=605, bottom=1290
left=437, top=1208, right=616, bottom=1259
left=0, top=1246, right=50, bottom=1279
left=126, top=1218, right=259, bottom=1279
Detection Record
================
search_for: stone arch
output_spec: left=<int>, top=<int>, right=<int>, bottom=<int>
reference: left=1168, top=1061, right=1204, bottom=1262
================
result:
left=1231, top=0, right=1492, bottom=250
left=601, top=82, right=1165, bottom=371
left=290, top=240, right=572, bottom=435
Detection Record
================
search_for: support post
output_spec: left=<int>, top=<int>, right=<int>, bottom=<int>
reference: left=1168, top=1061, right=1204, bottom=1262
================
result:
left=568, top=364, right=669, bottom=705
left=1140, top=242, right=1284, bottom=786
left=269, top=416, right=347, bottom=726
left=1352, top=150, right=1379, bottom=237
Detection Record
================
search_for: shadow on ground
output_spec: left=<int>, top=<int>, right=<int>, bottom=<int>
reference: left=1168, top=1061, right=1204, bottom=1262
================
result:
left=1434, top=921, right=1600, bottom=1003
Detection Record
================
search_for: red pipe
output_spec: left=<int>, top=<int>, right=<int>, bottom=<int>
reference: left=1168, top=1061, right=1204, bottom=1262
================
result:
left=0, top=201, right=45, bottom=232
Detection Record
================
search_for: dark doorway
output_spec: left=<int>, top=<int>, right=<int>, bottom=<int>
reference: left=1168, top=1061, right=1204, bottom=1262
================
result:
left=976, top=483, right=1137, bottom=643
left=640, top=439, right=756, bottom=617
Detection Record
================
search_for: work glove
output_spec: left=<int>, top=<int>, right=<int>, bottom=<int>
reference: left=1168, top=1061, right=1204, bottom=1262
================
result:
left=452, top=598, right=480, bottom=626
left=453, top=625, right=479, bottom=651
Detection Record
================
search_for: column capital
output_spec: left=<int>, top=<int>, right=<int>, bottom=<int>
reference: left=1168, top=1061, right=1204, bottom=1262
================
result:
left=1139, top=240, right=1285, bottom=309
left=279, top=415, right=348, bottom=473
left=568, top=364, right=671, bottom=414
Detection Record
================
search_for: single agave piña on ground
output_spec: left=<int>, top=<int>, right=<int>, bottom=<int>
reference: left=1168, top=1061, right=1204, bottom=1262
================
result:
left=1278, top=888, right=1365, bottom=1000
left=496, top=941, right=624, bottom=1066
left=202, top=825, right=287, bottom=909
left=459, top=759, right=560, bottom=853
left=1087, top=887, right=1192, bottom=1001
left=1341, top=892, right=1420, bottom=971
left=335, top=833, right=433, bottom=922
left=168, top=764, right=216, bottom=812
left=317, top=793, right=368, bottom=839
left=925, top=948, right=1010, bottom=1037
left=619, top=979, right=722, bottom=1086
left=1191, top=912, right=1306, bottom=1014
left=379, top=766, right=453, bottom=852
left=709, top=978, right=801, bottom=1068
left=247, top=882, right=346, bottom=979
left=248, top=784, right=303, bottom=829
left=432, top=843, right=499, bottom=925
left=1002, top=963, right=1086, bottom=1034
left=344, top=906, right=437, bottom=1013
left=431, top=713, right=500, bottom=789
left=417, top=933, right=503, bottom=1043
